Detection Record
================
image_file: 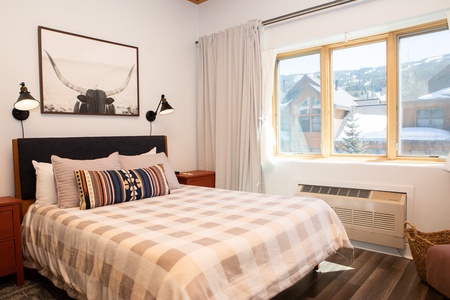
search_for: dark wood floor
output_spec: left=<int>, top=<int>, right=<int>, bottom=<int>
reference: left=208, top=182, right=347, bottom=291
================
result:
left=273, top=248, right=449, bottom=300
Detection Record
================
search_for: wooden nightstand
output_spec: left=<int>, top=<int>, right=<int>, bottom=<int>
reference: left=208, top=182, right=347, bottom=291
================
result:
left=176, top=170, right=215, bottom=188
left=0, top=197, right=24, bottom=286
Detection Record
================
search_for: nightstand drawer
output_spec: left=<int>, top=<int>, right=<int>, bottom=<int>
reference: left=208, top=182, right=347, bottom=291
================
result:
left=186, top=177, right=215, bottom=188
left=0, top=197, right=24, bottom=286
left=0, top=240, right=16, bottom=271
left=0, top=210, right=14, bottom=240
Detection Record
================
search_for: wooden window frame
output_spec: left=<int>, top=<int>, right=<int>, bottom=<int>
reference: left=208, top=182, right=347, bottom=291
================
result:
left=273, top=19, right=449, bottom=161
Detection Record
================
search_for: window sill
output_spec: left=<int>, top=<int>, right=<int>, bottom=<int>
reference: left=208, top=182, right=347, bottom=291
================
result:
left=273, top=154, right=446, bottom=167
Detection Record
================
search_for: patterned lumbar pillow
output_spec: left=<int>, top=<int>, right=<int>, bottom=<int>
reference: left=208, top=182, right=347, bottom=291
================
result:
left=75, top=164, right=170, bottom=210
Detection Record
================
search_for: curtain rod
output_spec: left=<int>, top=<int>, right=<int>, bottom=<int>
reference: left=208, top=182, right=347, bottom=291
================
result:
left=262, top=0, right=358, bottom=26
left=195, top=0, right=359, bottom=44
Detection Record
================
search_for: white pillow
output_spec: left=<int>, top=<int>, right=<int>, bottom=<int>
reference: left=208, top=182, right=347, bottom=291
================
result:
left=52, top=152, right=122, bottom=208
left=146, top=147, right=157, bottom=155
left=119, top=147, right=156, bottom=157
left=120, top=152, right=181, bottom=189
left=32, top=160, right=58, bottom=206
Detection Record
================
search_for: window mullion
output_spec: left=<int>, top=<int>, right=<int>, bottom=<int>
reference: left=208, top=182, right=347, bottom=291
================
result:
left=321, top=46, right=332, bottom=158
left=386, top=32, right=398, bottom=160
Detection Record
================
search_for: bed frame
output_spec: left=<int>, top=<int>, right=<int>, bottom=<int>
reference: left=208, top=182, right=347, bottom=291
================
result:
left=12, top=135, right=167, bottom=217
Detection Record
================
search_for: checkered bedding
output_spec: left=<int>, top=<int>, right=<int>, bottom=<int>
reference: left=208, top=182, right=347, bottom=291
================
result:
left=22, top=185, right=353, bottom=300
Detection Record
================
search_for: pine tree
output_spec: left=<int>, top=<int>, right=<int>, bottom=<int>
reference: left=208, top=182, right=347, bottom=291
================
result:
left=339, top=110, right=368, bottom=154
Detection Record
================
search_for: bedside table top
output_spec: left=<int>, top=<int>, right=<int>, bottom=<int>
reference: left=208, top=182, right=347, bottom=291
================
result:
left=0, top=197, right=22, bottom=207
left=177, top=170, right=215, bottom=178
left=176, top=170, right=215, bottom=188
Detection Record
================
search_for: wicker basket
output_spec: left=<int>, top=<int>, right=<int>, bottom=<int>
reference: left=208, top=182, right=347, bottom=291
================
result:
left=404, top=221, right=450, bottom=282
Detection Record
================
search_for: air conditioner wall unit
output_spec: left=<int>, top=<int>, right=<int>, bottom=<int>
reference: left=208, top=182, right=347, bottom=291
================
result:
left=295, top=184, right=406, bottom=249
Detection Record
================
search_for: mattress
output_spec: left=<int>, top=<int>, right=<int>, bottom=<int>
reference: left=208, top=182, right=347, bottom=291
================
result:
left=21, top=185, right=353, bottom=299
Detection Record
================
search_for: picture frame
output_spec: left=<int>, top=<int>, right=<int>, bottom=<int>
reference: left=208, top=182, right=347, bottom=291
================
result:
left=38, top=26, right=139, bottom=116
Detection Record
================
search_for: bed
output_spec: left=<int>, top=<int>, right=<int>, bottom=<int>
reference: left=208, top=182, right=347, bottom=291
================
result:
left=13, top=135, right=353, bottom=300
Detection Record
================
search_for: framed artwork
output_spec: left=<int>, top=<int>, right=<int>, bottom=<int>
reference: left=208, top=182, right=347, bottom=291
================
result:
left=38, top=26, right=139, bottom=116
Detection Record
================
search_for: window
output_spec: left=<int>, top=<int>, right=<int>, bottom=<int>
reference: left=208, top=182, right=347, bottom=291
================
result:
left=398, top=29, right=450, bottom=157
left=416, top=109, right=444, bottom=128
left=277, top=52, right=321, bottom=154
left=298, top=97, right=321, bottom=132
left=275, top=20, right=450, bottom=159
left=331, top=42, right=387, bottom=155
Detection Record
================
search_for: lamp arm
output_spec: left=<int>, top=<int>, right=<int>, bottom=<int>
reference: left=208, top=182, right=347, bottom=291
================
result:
left=145, top=94, right=167, bottom=123
left=153, top=99, right=163, bottom=116
left=152, top=94, right=166, bottom=117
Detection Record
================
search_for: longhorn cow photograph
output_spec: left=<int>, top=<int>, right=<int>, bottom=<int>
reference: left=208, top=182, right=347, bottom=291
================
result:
left=38, top=26, right=139, bottom=116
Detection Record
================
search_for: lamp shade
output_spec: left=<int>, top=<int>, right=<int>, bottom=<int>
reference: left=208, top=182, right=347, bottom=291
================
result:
left=14, top=82, right=39, bottom=111
left=159, top=98, right=174, bottom=115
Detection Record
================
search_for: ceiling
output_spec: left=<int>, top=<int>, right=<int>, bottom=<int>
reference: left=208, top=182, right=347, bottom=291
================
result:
left=187, top=0, right=208, bottom=4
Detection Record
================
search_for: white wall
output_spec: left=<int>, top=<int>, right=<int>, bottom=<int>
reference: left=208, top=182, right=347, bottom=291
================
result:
left=0, top=0, right=200, bottom=198
left=197, top=0, right=450, bottom=253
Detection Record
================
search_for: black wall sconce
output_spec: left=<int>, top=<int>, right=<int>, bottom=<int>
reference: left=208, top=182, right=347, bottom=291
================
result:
left=146, top=94, right=174, bottom=122
left=12, top=82, right=40, bottom=138
left=12, top=82, right=40, bottom=121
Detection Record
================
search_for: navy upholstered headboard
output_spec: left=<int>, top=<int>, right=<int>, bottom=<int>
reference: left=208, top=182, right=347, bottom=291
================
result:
left=12, top=135, right=167, bottom=202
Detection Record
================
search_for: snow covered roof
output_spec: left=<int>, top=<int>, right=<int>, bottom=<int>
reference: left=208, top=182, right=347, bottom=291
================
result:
left=284, top=75, right=357, bottom=110
left=399, top=127, right=450, bottom=141
left=353, top=104, right=386, bottom=115
left=333, top=87, right=358, bottom=110
left=335, top=113, right=386, bottom=142
left=336, top=114, right=450, bottom=142
left=417, top=86, right=450, bottom=100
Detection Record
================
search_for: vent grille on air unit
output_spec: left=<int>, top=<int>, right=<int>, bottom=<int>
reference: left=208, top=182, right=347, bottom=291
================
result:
left=295, top=184, right=406, bottom=249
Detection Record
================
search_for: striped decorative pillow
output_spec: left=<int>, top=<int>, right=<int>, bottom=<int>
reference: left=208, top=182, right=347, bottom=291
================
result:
left=75, top=164, right=170, bottom=210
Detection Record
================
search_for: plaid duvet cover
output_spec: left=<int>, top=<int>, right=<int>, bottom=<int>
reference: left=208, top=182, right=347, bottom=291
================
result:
left=22, top=185, right=353, bottom=300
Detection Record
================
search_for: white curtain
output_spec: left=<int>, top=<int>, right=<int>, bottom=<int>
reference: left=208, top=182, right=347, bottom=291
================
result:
left=197, top=20, right=262, bottom=192
left=260, top=49, right=277, bottom=164
left=258, top=49, right=277, bottom=193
